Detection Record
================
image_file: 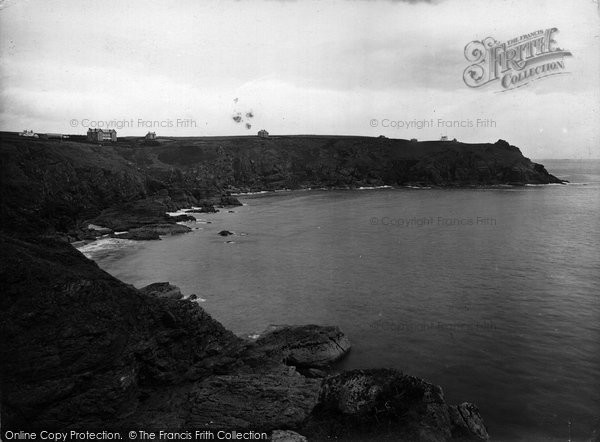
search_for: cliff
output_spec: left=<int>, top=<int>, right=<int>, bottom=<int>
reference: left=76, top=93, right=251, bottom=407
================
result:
left=0, top=233, right=488, bottom=440
left=0, top=131, right=562, bottom=439
left=0, top=132, right=563, bottom=238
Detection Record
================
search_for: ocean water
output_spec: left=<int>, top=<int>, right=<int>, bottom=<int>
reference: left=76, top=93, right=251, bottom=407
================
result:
left=83, top=160, right=600, bottom=441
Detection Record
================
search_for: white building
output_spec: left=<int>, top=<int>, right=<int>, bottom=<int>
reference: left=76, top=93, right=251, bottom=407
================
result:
left=18, top=130, right=38, bottom=138
left=87, top=128, right=117, bottom=143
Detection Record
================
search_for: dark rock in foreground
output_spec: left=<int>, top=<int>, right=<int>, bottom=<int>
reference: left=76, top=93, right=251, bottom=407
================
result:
left=218, top=230, right=234, bottom=236
left=302, top=369, right=489, bottom=441
left=256, top=324, right=351, bottom=368
left=448, top=402, right=489, bottom=440
left=185, top=366, right=321, bottom=431
left=0, top=234, right=246, bottom=429
left=0, top=234, right=489, bottom=440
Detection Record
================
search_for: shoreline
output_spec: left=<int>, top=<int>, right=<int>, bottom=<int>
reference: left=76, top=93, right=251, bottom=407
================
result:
left=72, top=180, right=574, bottom=251
left=1, top=234, right=491, bottom=440
left=2, top=134, right=591, bottom=439
left=231, top=181, right=574, bottom=197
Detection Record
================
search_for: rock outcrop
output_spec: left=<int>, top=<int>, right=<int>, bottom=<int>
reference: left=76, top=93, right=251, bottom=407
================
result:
left=114, top=223, right=191, bottom=240
left=255, top=324, right=351, bottom=368
left=185, top=366, right=321, bottom=431
left=169, top=214, right=197, bottom=222
left=220, top=194, right=244, bottom=207
left=302, top=369, right=489, bottom=441
left=0, top=234, right=248, bottom=429
left=140, top=282, right=184, bottom=300
left=448, top=402, right=490, bottom=440
left=0, top=132, right=563, bottom=239
left=0, top=233, right=489, bottom=440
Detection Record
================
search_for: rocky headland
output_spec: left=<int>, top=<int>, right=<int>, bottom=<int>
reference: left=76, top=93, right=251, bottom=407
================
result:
left=0, top=131, right=565, bottom=440
left=0, top=132, right=564, bottom=241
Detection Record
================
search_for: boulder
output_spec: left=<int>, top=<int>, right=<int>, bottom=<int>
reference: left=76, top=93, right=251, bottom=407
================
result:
left=218, top=230, right=234, bottom=236
left=255, top=324, right=351, bottom=368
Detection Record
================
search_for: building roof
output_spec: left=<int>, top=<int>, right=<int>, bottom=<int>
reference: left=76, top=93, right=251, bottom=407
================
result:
left=88, top=128, right=116, bottom=133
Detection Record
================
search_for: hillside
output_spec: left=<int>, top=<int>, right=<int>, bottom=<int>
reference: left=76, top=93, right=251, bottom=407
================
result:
left=0, top=233, right=489, bottom=440
left=0, top=132, right=563, bottom=237
left=1, top=131, right=568, bottom=439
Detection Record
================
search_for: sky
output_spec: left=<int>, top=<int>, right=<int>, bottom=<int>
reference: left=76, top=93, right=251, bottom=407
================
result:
left=0, top=0, right=598, bottom=158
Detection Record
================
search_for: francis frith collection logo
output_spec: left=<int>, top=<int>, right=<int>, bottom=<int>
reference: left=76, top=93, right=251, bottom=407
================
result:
left=463, top=27, right=572, bottom=91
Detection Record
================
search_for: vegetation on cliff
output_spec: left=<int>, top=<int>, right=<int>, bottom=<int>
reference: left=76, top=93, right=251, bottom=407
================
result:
left=0, top=131, right=564, bottom=439
left=0, top=132, right=563, bottom=238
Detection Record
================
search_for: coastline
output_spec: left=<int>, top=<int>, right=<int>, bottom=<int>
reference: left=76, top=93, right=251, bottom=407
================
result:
left=0, top=133, right=580, bottom=440
left=70, top=175, right=600, bottom=440
left=73, top=180, right=570, bottom=255
left=1, top=233, right=490, bottom=440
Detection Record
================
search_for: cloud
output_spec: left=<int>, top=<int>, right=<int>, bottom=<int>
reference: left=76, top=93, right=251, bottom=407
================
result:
left=0, top=0, right=598, bottom=157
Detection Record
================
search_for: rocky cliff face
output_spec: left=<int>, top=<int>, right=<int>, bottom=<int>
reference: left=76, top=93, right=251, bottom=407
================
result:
left=141, top=136, right=563, bottom=191
left=0, top=132, right=563, bottom=238
left=0, top=131, right=554, bottom=439
left=0, top=233, right=489, bottom=440
left=305, top=369, right=489, bottom=441
left=0, top=234, right=246, bottom=429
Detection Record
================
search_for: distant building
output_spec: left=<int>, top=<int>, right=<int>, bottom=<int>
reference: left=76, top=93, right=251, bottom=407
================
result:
left=257, top=129, right=269, bottom=138
left=87, top=128, right=117, bottom=143
left=18, top=130, right=38, bottom=138
left=145, top=131, right=156, bottom=140
left=440, top=135, right=449, bottom=141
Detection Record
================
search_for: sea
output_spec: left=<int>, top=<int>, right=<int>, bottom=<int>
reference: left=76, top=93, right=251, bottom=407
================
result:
left=79, top=159, right=600, bottom=441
